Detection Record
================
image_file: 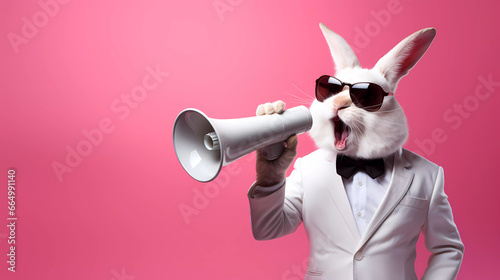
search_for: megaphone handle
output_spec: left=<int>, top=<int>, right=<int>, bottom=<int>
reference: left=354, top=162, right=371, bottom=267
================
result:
left=260, top=142, right=285, bottom=161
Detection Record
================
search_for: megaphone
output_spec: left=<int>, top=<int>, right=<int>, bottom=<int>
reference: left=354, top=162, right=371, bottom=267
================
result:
left=173, top=106, right=312, bottom=182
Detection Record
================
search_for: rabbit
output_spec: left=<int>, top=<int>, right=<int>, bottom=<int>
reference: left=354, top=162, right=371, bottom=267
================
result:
left=255, top=23, right=437, bottom=186
left=249, top=23, right=463, bottom=280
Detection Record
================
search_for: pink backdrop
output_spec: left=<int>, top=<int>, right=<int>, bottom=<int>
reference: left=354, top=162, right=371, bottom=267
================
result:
left=1, top=0, right=499, bottom=279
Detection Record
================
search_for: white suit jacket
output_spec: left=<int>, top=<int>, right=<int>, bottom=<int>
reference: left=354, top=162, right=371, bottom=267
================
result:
left=248, top=148, right=464, bottom=280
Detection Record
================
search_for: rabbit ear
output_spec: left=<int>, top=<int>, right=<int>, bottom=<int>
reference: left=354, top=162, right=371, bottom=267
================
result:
left=374, top=28, right=436, bottom=89
left=319, top=23, right=361, bottom=71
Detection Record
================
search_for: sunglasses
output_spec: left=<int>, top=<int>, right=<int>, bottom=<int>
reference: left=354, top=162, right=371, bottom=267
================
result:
left=315, top=75, right=391, bottom=112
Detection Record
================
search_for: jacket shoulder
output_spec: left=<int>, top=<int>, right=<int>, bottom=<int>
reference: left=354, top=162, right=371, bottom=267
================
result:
left=401, top=148, right=442, bottom=176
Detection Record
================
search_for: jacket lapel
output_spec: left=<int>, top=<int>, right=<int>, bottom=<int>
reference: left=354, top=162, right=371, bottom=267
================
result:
left=324, top=152, right=362, bottom=243
left=357, top=149, right=415, bottom=249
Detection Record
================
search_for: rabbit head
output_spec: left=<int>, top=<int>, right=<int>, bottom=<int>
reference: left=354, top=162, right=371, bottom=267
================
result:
left=308, top=23, right=436, bottom=159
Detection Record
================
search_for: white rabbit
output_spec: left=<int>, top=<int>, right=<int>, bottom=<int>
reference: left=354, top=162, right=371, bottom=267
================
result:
left=250, top=23, right=463, bottom=280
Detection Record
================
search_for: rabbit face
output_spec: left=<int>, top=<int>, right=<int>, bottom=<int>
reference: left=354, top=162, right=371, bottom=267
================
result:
left=309, top=24, right=436, bottom=159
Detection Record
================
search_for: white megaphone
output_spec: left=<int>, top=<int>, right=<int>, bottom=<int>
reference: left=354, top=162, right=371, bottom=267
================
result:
left=173, top=106, right=312, bottom=182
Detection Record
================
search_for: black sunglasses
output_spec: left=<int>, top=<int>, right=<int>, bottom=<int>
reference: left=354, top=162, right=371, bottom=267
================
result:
left=315, top=75, right=391, bottom=112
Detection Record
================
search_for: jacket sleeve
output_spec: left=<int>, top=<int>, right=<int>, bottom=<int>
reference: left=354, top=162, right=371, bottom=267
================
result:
left=247, top=157, right=304, bottom=240
left=422, top=167, right=464, bottom=279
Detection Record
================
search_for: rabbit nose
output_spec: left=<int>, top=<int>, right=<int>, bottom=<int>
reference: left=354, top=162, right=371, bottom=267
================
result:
left=333, top=92, right=352, bottom=111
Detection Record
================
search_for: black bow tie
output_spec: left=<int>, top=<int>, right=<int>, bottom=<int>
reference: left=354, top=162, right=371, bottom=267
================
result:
left=336, top=155, right=385, bottom=179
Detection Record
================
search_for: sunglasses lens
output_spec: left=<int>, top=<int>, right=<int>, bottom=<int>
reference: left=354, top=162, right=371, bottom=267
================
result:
left=316, top=76, right=343, bottom=102
left=351, top=83, right=385, bottom=112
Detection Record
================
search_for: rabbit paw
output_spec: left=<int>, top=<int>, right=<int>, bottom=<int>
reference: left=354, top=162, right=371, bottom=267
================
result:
left=256, top=100, right=285, bottom=116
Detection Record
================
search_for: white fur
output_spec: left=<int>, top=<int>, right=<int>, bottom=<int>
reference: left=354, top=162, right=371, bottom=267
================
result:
left=309, top=24, right=436, bottom=159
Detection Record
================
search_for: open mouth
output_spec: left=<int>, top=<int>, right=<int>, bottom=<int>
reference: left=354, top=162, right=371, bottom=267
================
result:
left=332, top=116, right=350, bottom=150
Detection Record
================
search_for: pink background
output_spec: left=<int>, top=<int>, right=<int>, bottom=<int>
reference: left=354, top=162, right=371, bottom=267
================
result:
left=1, top=0, right=499, bottom=279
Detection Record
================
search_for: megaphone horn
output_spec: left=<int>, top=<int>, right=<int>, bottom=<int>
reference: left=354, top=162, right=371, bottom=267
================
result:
left=173, top=106, right=312, bottom=182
